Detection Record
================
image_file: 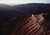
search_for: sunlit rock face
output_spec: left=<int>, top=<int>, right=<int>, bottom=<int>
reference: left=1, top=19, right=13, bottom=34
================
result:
left=12, top=14, right=45, bottom=35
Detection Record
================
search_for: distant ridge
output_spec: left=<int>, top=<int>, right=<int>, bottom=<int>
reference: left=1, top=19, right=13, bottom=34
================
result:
left=0, top=3, right=50, bottom=16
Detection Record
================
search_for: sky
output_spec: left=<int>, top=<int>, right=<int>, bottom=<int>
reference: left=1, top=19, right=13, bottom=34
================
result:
left=0, top=0, right=50, bottom=5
